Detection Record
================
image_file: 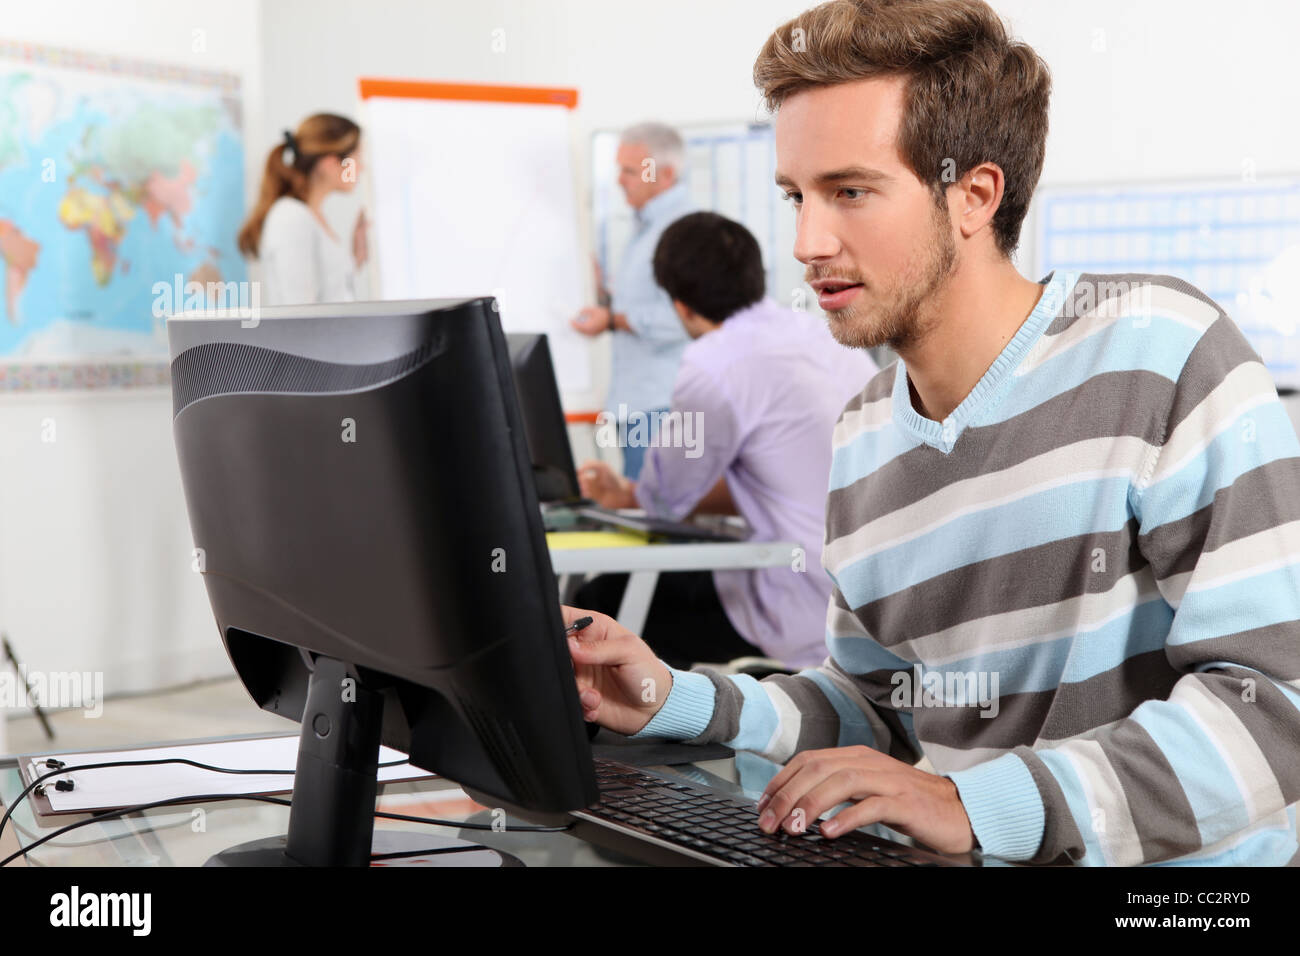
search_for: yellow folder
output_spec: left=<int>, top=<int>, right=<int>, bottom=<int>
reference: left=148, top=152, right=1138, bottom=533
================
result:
left=546, top=530, right=649, bottom=549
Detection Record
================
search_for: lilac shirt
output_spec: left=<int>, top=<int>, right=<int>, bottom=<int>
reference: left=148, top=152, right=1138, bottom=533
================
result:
left=635, top=298, right=877, bottom=668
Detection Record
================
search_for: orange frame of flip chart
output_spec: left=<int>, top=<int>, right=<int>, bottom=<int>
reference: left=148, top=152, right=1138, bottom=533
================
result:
left=358, top=78, right=579, bottom=109
left=358, top=76, right=587, bottom=420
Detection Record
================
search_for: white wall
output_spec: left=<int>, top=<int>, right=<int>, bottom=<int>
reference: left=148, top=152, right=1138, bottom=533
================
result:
left=1004, top=0, right=1300, bottom=264
left=259, top=0, right=1300, bottom=414
left=0, top=0, right=266, bottom=730
left=4, top=0, right=1300, bottom=739
left=259, top=0, right=808, bottom=410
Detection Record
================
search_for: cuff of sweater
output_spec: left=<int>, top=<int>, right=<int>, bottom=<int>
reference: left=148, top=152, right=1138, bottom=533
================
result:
left=631, top=667, right=716, bottom=740
left=945, top=752, right=1046, bottom=862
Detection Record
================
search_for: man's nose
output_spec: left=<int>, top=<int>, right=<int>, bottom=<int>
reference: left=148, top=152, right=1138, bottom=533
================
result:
left=792, top=200, right=840, bottom=264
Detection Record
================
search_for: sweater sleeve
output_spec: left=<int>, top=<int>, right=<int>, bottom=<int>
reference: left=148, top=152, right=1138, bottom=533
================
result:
left=614, top=286, right=692, bottom=351
left=609, top=233, right=692, bottom=353
left=947, top=314, right=1300, bottom=865
left=634, top=584, right=923, bottom=766
left=635, top=365, right=739, bottom=520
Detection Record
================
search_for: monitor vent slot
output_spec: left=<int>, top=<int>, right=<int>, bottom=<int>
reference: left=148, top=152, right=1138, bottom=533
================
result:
left=458, top=698, right=537, bottom=806
left=171, top=340, right=436, bottom=415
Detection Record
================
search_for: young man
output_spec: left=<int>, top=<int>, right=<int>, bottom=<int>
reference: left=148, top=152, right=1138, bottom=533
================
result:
left=577, top=212, right=875, bottom=670
left=565, top=0, right=1300, bottom=866
left=571, top=122, right=696, bottom=479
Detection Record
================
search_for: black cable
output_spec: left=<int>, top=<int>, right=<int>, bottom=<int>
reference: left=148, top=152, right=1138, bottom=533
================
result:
left=4, top=806, right=197, bottom=848
left=2, top=755, right=402, bottom=848
left=2, top=792, right=295, bottom=866
left=3, top=791, right=571, bottom=867
left=367, top=806, right=572, bottom=832
left=2, top=766, right=572, bottom=866
left=369, top=845, right=490, bottom=862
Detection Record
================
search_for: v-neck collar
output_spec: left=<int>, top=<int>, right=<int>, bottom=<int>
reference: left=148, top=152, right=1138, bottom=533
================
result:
left=892, top=270, right=1079, bottom=453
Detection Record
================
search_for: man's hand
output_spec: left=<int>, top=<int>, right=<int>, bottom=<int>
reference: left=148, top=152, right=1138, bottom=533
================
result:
left=562, top=606, right=671, bottom=737
left=571, top=306, right=611, bottom=337
left=577, top=459, right=637, bottom=509
left=756, top=745, right=977, bottom=855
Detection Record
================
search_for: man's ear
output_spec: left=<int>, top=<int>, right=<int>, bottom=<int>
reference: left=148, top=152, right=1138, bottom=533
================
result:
left=671, top=299, right=693, bottom=323
left=955, top=161, right=1005, bottom=242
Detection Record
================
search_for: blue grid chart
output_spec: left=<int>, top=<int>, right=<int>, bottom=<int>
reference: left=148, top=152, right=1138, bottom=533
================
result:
left=1035, top=179, right=1300, bottom=389
left=591, top=123, right=802, bottom=312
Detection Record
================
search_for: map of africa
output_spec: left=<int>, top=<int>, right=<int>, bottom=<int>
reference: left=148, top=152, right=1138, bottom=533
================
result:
left=0, top=42, right=244, bottom=382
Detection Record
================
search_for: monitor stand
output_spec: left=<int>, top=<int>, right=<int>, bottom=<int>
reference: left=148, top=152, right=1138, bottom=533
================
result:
left=206, top=656, right=520, bottom=867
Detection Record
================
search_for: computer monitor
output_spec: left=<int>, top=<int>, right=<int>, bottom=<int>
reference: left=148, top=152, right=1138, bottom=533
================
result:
left=167, top=297, right=598, bottom=866
left=506, top=333, right=581, bottom=503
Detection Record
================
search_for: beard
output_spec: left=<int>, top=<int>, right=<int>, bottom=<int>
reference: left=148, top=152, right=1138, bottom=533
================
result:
left=812, top=199, right=958, bottom=352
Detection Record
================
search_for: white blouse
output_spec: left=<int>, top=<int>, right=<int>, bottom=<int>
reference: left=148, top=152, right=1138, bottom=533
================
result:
left=257, top=196, right=357, bottom=306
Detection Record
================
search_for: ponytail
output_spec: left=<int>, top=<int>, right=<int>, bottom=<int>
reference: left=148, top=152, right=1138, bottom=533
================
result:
left=237, top=140, right=308, bottom=257
left=237, top=113, right=362, bottom=258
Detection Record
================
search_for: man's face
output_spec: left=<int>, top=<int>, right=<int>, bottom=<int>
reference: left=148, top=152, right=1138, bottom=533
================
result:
left=775, top=76, right=957, bottom=351
left=616, top=141, right=667, bottom=210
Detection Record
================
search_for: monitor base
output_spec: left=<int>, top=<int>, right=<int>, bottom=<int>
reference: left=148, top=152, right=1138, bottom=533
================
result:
left=205, top=830, right=523, bottom=867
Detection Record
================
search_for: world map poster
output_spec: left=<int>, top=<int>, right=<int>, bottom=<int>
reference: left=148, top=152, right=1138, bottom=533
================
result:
left=0, top=40, right=244, bottom=390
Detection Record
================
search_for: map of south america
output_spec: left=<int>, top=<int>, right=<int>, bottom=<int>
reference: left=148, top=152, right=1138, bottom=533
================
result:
left=0, top=218, right=38, bottom=323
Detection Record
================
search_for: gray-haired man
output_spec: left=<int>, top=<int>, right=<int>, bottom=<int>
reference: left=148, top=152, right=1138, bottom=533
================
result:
left=572, top=121, right=696, bottom=479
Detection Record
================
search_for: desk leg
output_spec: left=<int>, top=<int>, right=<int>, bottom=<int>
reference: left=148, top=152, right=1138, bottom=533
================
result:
left=556, top=573, right=589, bottom=608
left=616, top=571, right=658, bottom=636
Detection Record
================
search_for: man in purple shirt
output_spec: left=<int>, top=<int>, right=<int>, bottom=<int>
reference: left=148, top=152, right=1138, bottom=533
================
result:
left=577, top=212, right=876, bottom=669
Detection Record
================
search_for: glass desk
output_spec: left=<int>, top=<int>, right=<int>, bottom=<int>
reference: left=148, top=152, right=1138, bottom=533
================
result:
left=0, top=738, right=985, bottom=867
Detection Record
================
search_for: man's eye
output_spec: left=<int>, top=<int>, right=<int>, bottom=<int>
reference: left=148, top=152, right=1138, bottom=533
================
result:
left=781, top=192, right=802, bottom=205
left=840, top=188, right=867, bottom=200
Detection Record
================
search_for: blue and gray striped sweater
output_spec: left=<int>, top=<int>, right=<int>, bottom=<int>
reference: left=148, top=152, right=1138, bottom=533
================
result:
left=636, top=269, right=1300, bottom=866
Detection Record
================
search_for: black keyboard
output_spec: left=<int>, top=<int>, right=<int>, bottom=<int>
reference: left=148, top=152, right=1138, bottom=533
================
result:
left=572, top=757, right=964, bottom=867
left=541, top=502, right=746, bottom=542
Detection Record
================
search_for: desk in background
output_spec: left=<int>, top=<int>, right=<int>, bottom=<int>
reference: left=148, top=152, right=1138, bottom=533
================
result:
left=547, top=535, right=798, bottom=636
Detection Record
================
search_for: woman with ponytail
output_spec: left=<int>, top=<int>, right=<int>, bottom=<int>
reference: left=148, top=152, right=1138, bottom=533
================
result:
left=237, top=113, right=367, bottom=305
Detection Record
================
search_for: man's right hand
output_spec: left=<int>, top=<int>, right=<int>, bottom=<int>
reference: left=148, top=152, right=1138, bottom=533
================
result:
left=577, top=459, right=637, bottom=509
left=570, top=306, right=611, bottom=337
left=562, top=605, right=671, bottom=737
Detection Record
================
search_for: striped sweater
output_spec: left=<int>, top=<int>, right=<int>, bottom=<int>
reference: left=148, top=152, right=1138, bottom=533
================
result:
left=634, top=269, right=1300, bottom=866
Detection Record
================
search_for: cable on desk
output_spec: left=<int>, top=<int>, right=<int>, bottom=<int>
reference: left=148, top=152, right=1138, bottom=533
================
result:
left=369, top=845, right=492, bottom=862
left=365, top=806, right=570, bottom=832
left=2, top=792, right=573, bottom=867
left=4, top=807, right=199, bottom=849
left=0, top=755, right=408, bottom=849
left=2, top=767, right=573, bottom=867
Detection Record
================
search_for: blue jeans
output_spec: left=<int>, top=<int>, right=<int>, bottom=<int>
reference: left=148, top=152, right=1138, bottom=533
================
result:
left=620, top=406, right=667, bottom=480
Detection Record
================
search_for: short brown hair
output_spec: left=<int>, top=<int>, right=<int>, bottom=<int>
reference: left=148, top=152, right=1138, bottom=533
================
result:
left=754, top=0, right=1051, bottom=258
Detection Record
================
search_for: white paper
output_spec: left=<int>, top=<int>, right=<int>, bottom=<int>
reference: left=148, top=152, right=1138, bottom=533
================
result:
left=25, top=734, right=432, bottom=814
left=365, top=95, right=591, bottom=392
